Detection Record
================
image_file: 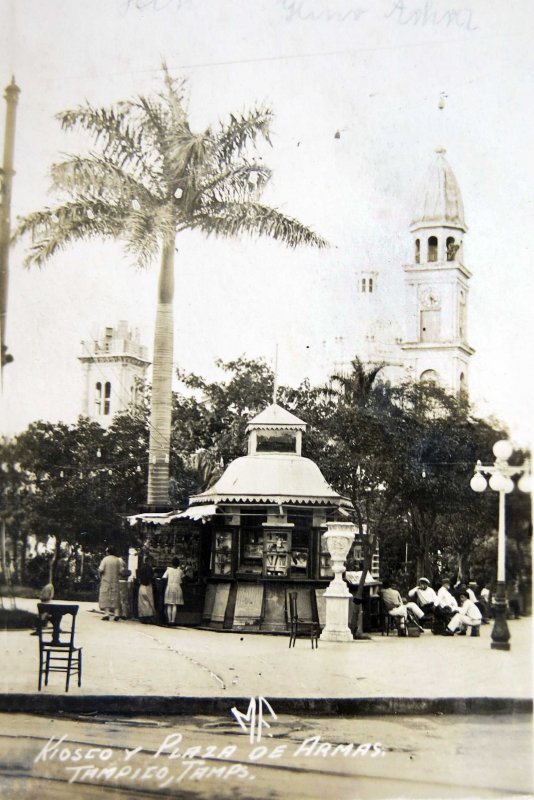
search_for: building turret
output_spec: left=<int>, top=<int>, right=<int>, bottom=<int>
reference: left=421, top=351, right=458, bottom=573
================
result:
left=401, top=149, right=474, bottom=394
left=78, top=321, right=150, bottom=427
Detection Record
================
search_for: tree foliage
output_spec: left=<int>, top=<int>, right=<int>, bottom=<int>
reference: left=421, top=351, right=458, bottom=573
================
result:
left=15, top=67, right=327, bottom=509
left=1, top=357, right=528, bottom=596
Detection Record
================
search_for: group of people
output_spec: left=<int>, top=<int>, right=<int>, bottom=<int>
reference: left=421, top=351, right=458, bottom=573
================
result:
left=98, top=548, right=184, bottom=625
left=381, top=575, right=489, bottom=636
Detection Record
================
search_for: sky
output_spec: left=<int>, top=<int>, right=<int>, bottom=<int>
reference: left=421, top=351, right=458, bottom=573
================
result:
left=0, top=0, right=533, bottom=448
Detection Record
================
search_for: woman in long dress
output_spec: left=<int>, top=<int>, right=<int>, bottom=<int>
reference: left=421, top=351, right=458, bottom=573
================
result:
left=137, top=558, right=156, bottom=623
left=98, top=546, right=125, bottom=621
left=163, top=556, right=184, bottom=625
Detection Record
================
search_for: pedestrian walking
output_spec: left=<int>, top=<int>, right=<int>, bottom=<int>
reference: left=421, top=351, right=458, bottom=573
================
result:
left=163, top=556, right=184, bottom=625
left=98, top=546, right=125, bottom=621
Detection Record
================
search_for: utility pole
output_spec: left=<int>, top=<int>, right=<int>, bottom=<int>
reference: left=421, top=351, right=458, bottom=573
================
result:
left=0, top=76, right=20, bottom=379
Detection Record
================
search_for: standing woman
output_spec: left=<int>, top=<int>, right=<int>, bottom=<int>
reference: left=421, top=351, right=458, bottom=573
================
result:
left=137, top=557, right=156, bottom=624
left=98, top=546, right=125, bottom=621
left=163, top=556, right=184, bottom=625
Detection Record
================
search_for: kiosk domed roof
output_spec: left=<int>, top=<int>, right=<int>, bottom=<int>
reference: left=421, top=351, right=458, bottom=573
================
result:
left=410, top=148, right=466, bottom=232
left=190, top=454, right=345, bottom=506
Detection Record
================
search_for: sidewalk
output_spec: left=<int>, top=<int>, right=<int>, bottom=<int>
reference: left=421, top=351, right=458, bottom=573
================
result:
left=1, top=599, right=532, bottom=715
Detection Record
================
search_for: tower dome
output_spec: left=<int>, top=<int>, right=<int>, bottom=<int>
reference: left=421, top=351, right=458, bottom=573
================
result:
left=410, top=148, right=467, bottom=232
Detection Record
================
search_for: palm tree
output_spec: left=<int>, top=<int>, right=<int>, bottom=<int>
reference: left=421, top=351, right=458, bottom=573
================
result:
left=327, top=356, right=385, bottom=407
left=324, top=355, right=386, bottom=637
left=16, top=68, right=327, bottom=509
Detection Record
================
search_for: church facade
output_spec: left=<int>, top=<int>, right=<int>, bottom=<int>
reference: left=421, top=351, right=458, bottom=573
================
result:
left=348, top=149, right=474, bottom=395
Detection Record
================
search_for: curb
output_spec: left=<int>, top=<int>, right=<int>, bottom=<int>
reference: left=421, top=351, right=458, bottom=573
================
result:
left=0, top=694, right=531, bottom=717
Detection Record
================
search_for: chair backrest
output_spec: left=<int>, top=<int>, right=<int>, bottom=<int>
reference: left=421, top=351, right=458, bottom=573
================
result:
left=37, top=603, right=79, bottom=647
left=288, top=592, right=298, bottom=622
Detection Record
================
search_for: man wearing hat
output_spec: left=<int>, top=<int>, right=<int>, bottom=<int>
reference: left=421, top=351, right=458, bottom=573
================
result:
left=408, top=577, right=437, bottom=617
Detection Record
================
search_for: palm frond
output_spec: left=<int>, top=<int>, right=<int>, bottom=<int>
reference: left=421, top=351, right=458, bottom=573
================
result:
left=165, top=131, right=212, bottom=184
left=200, top=162, right=272, bottom=203
left=15, top=202, right=125, bottom=267
left=214, top=107, right=273, bottom=165
left=160, top=64, right=190, bottom=129
left=188, top=200, right=328, bottom=249
left=129, top=95, right=172, bottom=158
left=121, top=203, right=176, bottom=268
left=51, top=154, right=164, bottom=204
left=57, top=104, right=156, bottom=175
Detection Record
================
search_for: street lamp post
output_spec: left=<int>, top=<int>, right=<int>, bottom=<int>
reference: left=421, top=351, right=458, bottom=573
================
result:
left=470, top=440, right=531, bottom=651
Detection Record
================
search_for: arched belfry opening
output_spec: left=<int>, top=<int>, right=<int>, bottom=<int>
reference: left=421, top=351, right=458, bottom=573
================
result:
left=428, top=236, right=438, bottom=262
left=446, top=236, right=459, bottom=261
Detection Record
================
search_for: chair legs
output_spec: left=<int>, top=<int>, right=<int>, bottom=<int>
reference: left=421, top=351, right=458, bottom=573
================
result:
left=38, top=648, right=82, bottom=692
left=289, top=621, right=319, bottom=648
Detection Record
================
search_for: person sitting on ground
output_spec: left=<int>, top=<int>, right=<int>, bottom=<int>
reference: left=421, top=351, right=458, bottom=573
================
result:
left=381, top=579, right=425, bottom=634
left=408, top=577, right=437, bottom=617
left=445, top=592, right=482, bottom=635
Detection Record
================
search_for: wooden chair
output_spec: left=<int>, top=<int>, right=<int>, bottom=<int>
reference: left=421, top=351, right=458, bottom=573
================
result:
left=37, top=603, right=82, bottom=692
left=288, top=591, right=319, bottom=648
left=380, top=598, right=401, bottom=636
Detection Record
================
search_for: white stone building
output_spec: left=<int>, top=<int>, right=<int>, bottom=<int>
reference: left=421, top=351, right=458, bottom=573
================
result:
left=338, top=149, right=474, bottom=394
left=78, top=321, right=150, bottom=427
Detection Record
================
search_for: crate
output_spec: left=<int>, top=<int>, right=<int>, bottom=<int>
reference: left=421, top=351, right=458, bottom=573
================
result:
left=407, top=626, right=421, bottom=637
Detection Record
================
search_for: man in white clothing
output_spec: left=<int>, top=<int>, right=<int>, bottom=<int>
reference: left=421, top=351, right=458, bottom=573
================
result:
left=408, top=577, right=437, bottom=616
left=435, top=579, right=459, bottom=612
left=433, top=578, right=459, bottom=634
left=445, top=593, right=482, bottom=635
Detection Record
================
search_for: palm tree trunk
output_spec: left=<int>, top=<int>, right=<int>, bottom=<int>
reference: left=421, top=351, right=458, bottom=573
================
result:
left=147, top=235, right=175, bottom=509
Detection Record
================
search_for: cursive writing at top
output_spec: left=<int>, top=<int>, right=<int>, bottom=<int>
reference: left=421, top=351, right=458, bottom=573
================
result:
left=384, top=0, right=478, bottom=31
left=278, top=0, right=368, bottom=23
left=120, top=0, right=189, bottom=13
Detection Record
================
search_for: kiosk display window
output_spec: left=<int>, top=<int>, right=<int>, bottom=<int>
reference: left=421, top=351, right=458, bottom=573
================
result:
left=212, top=531, right=234, bottom=576
left=263, top=526, right=291, bottom=577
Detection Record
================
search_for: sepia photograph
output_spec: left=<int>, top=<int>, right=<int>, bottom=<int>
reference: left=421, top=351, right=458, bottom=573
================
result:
left=0, top=1, right=532, bottom=797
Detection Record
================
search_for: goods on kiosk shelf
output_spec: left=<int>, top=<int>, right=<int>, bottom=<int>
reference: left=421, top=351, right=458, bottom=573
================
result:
left=144, top=529, right=199, bottom=578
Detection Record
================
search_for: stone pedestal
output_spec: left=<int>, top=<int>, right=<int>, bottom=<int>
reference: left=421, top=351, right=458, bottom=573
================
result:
left=319, top=522, right=356, bottom=642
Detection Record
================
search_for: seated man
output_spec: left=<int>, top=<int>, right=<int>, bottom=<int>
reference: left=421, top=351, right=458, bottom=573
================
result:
left=433, top=578, right=459, bottom=634
left=408, top=577, right=437, bottom=618
left=445, top=592, right=482, bottom=635
left=467, top=581, right=489, bottom=622
left=381, top=580, right=425, bottom=634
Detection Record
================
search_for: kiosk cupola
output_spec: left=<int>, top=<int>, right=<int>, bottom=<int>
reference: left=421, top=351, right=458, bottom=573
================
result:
left=246, top=403, right=306, bottom=456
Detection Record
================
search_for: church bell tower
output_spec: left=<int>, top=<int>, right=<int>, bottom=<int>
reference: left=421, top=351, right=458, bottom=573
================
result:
left=400, top=148, right=474, bottom=394
left=78, top=321, right=150, bottom=428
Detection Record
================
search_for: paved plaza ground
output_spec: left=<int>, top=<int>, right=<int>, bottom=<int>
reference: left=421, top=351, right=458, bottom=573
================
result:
left=1, top=599, right=532, bottom=709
